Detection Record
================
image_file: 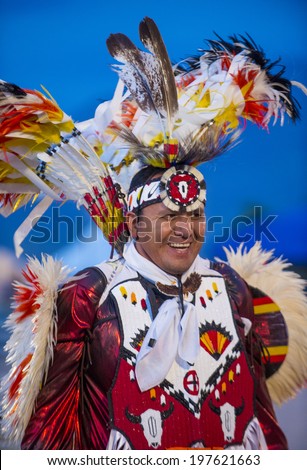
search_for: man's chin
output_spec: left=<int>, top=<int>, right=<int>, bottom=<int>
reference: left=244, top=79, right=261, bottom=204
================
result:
left=164, top=263, right=192, bottom=276
left=166, top=253, right=199, bottom=275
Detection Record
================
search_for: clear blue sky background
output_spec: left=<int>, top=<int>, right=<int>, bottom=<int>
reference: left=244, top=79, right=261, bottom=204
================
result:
left=1, top=0, right=306, bottom=269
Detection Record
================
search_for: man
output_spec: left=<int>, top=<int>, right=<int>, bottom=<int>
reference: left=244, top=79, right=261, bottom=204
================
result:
left=1, top=17, right=306, bottom=450
left=19, top=163, right=288, bottom=449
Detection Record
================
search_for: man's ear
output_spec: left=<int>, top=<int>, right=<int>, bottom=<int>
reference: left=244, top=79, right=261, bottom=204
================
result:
left=126, top=211, right=139, bottom=239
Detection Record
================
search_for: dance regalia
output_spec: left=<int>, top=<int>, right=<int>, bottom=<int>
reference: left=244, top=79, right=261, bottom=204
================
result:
left=19, top=243, right=290, bottom=450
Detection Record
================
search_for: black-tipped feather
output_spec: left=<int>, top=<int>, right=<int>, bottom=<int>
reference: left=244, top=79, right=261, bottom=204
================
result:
left=106, top=18, right=178, bottom=136
left=106, top=33, right=145, bottom=72
left=0, top=81, right=27, bottom=98
left=106, top=33, right=160, bottom=115
left=139, top=17, right=178, bottom=126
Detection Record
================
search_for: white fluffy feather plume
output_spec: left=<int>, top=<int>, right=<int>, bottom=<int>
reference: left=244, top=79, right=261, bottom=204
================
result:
left=222, top=242, right=307, bottom=405
left=0, top=255, right=83, bottom=444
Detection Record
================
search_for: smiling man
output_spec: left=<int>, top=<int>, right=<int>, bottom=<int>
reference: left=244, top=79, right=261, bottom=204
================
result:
left=132, top=204, right=206, bottom=275
left=126, top=168, right=206, bottom=276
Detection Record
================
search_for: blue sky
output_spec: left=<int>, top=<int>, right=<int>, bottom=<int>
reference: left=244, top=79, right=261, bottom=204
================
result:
left=1, top=0, right=306, bottom=268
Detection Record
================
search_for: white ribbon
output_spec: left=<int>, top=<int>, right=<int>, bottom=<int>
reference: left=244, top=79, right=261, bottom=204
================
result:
left=13, top=196, right=53, bottom=258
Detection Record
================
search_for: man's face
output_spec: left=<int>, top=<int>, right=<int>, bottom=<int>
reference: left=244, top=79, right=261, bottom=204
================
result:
left=127, top=202, right=206, bottom=276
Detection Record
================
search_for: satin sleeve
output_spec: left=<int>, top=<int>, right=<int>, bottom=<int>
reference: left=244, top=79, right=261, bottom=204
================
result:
left=21, top=267, right=107, bottom=449
left=211, top=261, right=288, bottom=450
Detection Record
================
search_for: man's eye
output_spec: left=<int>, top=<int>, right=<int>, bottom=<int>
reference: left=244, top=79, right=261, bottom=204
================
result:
left=162, top=214, right=176, bottom=221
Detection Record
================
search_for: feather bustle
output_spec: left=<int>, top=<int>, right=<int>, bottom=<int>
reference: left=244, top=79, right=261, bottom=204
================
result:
left=222, top=242, right=307, bottom=405
left=0, top=256, right=81, bottom=443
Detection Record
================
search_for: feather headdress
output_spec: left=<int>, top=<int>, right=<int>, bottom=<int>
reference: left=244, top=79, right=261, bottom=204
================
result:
left=99, top=17, right=305, bottom=212
left=0, top=18, right=306, bottom=254
left=100, top=19, right=303, bottom=175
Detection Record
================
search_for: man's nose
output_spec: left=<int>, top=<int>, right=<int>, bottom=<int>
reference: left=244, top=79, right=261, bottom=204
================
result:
left=172, top=217, right=193, bottom=238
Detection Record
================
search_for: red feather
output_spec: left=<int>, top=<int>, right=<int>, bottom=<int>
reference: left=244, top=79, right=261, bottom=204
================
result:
left=8, top=353, right=33, bottom=401
left=13, top=266, right=43, bottom=322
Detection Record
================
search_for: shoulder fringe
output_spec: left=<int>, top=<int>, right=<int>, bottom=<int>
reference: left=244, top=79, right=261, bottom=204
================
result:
left=0, top=255, right=81, bottom=444
left=222, top=242, right=307, bottom=406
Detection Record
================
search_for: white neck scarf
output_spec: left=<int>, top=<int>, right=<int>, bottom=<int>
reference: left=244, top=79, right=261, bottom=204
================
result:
left=123, top=241, right=202, bottom=391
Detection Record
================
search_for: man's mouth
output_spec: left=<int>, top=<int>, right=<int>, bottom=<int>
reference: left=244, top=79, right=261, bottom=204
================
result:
left=168, top=243, right=191, bottom=248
